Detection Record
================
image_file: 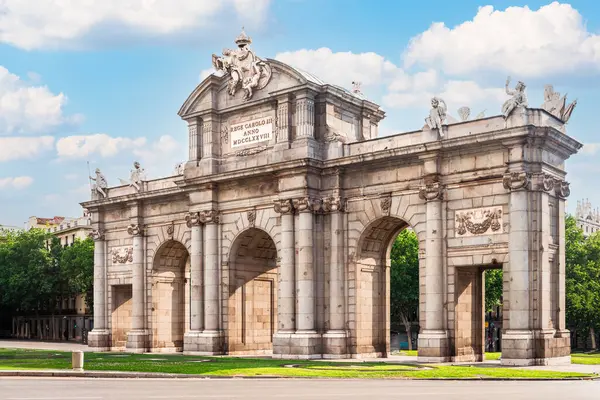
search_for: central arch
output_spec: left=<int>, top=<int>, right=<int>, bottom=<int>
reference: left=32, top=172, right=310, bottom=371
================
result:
left=151, top=240, right=190, bottom=352
left=227, top=227, right=278, bottom=354
left=353, top=216, right=419, bottom=357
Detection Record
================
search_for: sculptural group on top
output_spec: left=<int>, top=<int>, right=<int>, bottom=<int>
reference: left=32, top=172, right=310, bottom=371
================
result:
left=424, top=75, right=577, bottom=139
left=212, top=29, right=272, bottom=101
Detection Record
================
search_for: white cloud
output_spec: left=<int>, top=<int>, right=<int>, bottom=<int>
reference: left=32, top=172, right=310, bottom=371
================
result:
left=0, top=0, right=272, bottom=50
left=275, top=47, right=399, bottom=88
left=0, top=176, right=33, bottom=189
left=384, top=80, right=505, bottom=110
left=56, top=134, right=147, bottom=159
left=403, top=2, right=600, bottom=77
left=0, top=136, right=55, bottom=162
left=581, top=143, right=600, bottom=155
left=0, top=66, right=74, bottom=134
left=64, top=173, right=79, bottom=180
left=133, top=135, right=184, bottom=177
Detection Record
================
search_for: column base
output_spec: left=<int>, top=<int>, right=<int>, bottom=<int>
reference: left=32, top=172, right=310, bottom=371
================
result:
left=125, top=330, right=149, bottom=353
left=417, top=330, right=450, bottom=362
left=87, top=329, right=111, bottom=351
left=501, top=329, right=571, bottom=366
left=323, top=330, right=349, bottom=359
left=182, top=331, right=224, bottom=355
left=273, top=331, right=322, bottom=359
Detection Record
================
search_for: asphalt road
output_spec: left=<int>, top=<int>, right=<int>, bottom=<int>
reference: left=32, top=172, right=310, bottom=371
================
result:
left=0, top=378, right=599, bottom=400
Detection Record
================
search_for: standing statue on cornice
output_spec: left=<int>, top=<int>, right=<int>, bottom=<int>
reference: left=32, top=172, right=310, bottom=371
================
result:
left=211, top=28, right=272, bottom=101
left=89, top=168, right=108, bottom=198
left=502, top=76, right=528, bottom=118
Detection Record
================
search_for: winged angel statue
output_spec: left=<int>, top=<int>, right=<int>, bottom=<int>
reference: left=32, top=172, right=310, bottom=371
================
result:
left=212, top=29, right=272, bottom=101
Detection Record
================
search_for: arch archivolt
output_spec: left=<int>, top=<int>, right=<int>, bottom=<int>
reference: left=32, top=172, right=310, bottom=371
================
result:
left=146, top=221, right=191, bottom=267
left=221, top=207, right=281, bottom=262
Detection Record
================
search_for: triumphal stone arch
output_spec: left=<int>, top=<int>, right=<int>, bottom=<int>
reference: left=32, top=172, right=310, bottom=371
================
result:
left=84, top=31, right=582, bottom=366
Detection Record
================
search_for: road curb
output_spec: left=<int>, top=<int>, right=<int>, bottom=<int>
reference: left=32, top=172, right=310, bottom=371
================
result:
left=0, top=370, right=598, bottom=381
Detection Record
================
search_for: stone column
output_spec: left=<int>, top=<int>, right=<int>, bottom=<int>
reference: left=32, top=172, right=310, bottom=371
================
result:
left=288, top=197, right=321, bottom=358
left=502, top=171, right=534, bottom=365
left=272, top=199, right=296, bottom=357
left=293, top=197, right=318, bottom=332
left=417, top=181, right=449, bottom=362
left=194, top=209, right=223, bottom=354
left=87, top=229, right=110, bottom=350
left=323, top=197, right=348, bottom=357
left=183, top=212, right=204, bottom=353
left=126, top=223, right=148, bottom=352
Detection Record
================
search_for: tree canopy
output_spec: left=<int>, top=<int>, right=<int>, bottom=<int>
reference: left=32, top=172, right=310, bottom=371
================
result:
left=390, top=229, right=420, bottom=349
left=0, top=229, right=94, bottom=317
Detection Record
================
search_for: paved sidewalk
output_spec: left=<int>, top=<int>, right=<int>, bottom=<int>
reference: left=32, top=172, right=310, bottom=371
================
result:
left=0, top=339, right=91, bottom=352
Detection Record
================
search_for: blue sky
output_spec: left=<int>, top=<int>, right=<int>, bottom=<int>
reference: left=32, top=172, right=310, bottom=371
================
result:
left=0, top=0, right=599, bottom=227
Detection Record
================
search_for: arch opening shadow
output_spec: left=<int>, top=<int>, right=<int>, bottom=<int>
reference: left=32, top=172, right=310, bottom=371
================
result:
left=151, top=240, right=190, bottom=352
left=228, top=228, right=278, bottom=355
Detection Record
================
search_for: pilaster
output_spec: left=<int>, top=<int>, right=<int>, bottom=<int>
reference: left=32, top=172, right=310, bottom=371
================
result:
left=188, top=209, right=223, bottom=355
left=183, top=211, right=205, bottom=354
left=417, top=158, right=450, bottom=362
left=322, top=195, right=349, bottom=358
left=87, top=227, right=110, bottom=350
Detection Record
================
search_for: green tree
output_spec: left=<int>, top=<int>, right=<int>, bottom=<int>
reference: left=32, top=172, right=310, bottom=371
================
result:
left=390, top=229, right=419, bottom=350
left=0, top=229, right=55, bottom=313
left=60, top=237, right=95, bottom=310
left=565, top=215, right=600, bottom=350
left=484, top=269, right=503, bottom=312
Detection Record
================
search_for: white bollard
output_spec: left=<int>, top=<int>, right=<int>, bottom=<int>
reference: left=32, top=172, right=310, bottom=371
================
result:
left=72, top=351, right=84, bottom=372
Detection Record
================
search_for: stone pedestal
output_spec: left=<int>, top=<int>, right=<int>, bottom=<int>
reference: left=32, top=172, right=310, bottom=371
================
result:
left=273, top=332, right=322, bottom=359
left=417, top=330, right=450, bottom=362
left=87, top=329, right=110, bottom=351
left=322, top=331, right=348, bottom=358
left=184, top=331, right=224, bottom=355
left=125, top=330, right=149, bottom=353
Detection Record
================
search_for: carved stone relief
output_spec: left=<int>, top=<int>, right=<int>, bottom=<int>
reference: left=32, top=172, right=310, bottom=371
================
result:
left=111, top=246, right=134, bottom=264
left=247, top=209, right=256, bottom=227
left=380, top=197, right=391, bottom=215
left=455, top=207, right=503, bottom=237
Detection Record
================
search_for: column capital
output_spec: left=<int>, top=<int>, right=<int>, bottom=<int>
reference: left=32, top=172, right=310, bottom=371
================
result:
left=419, top=182, right=444, bottom=201
left=533, top=173, right=570, bottom=198
left=273, top=199, right=294, bottom=215
left=89, top=229, right=105, bottom=241
left=199, top=209, right=219, bottom=224
left=185, top=211, right=202, bottom=227
left=555, top=180, right=570, bottom=198
left=322, top=196, right=346, bottom=213
left=292, top=197, right=321, bottom=213
left=127, top=224, right=145, bottom=236
left=503, top=171, right=530, bottom=191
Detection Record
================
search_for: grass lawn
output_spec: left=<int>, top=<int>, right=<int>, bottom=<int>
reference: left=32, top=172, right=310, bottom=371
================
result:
left=0, top=349, right=594, bottom=379
left=571, top=352, right=600, bottom=365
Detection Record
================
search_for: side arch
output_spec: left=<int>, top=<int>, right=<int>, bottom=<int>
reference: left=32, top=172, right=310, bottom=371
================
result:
left=149, top=239, right=190, bottom=352
left=225, top=225, right=279, bottom=355
left=346, top=193, right=426, bottom=357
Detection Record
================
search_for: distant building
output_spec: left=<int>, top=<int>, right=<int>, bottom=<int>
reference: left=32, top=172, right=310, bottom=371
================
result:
left=11, top=212, right=93, bottom=342
left=575, top=199, right=600, bottom=237
left=27, top=214, right=92, bottom=247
